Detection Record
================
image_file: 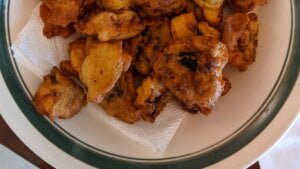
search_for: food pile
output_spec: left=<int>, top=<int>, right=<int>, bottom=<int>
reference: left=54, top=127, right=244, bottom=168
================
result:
left=33, top=0, right=267, bottom=123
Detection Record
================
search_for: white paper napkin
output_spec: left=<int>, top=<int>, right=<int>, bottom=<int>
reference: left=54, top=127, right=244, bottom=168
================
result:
left=259, top=115, right=300, bottom=169
left=11, top=3, right=186, bottom=153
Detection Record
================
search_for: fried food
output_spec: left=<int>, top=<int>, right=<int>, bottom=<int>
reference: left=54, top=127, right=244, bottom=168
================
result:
left=80, top=38, right=131, bottom=103
left=194, top=0, right=224, bottom=26
left=101, top=0, right=131, bottom=11
left=135, top=76, right=171, bottom=122
left=154, top=36, right=228, bottom=114
left=33, top=67, right=86, bottom=121
left=101, top=71, right=140, bottom=124
left=198, top=22, right=221, bottom=39
left=222, top=13, right=259, bottom=71
left=227, top=0, right=267, bottom=12
left=75, top=11, right=145, bottom=42
left=43, top=23, right=75, bottom=38
left=127, top=18, right=171, bottom=75
left=171, top=12, right=198, bottom=39
left=133, top=0, right=187, bottom=17
left=40, top=0, right=83, bottom=27
left=185, top=0, right=202, bottom=20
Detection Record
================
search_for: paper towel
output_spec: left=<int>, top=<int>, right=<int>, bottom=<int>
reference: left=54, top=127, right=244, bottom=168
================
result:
left=11, top=3, right=186, bottom=152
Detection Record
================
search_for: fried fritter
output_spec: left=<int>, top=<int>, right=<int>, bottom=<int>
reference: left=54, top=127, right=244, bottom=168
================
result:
left=222, top=13, right=259, bottom=71
left=43, top=23, right=75, bottom=38
left=40, top=0, right=83, bottom=27
left=133, top=0, right=187, bottom=17
left=101, top=71, right=140, bottom=124
left=227, top=0, right=267, bottom=12
left=101, top=0, right=131, bottom=11
left=198, top=22, right=221, bottom=39
left=135, top=76, right=171, bottom=122
left=194, top=0, right=224, bottom=26
left=154, top=36, right=228, bottom=114
left=33, top=67, right=86, bottom=121
left=171, top=12, right=198, bottom=39
left=126, top=18, right=171, bottom=75
left=75, top=11, right=145, bottom=42
left=80, top=38, right=131, bottom=103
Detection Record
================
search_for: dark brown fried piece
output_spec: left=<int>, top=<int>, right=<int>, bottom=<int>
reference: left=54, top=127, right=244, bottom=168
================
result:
left=101, top=71, right=140, bottom=124
left=43, top=23, right=75, bottom=38
left=74, top=11, right=145, bottom=42
left=222, top=13, right=259, bottom=71
left=33, top=67, right=86, bottom=121
left=154, top=36, right=228, bottom=114
left=227, top=0, right=267, bottom=12
left=40, top=0, right=83, bottom=27
left=185, top=0, right=202, bottom=20
left=126, top=18, right=171, bottom=75
left=133, top=0, right=187, bottom=17
left=59, top=60, right=78, bottom=76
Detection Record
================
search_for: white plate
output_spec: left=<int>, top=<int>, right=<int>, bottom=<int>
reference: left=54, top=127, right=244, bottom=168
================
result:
left=0, top=0, right=299, bottom=168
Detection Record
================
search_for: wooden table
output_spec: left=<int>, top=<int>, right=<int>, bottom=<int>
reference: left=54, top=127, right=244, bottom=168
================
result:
left=0, top=115, right=260, bottom=169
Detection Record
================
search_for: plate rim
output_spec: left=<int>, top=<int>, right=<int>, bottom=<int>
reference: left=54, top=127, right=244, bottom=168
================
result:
left=0, top=0, right=300, bottom=168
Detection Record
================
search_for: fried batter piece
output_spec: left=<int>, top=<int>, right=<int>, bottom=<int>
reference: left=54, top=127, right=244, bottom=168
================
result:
left=154, top=36, right=228, bottom=114
left=171, top=12, right=198, bottom=39
left=227, top=0, right=267, bottom=12
left=43, top=23, right=75, bottom=38
left=75, top=11, right=145, bottom=42
left=135, top=76, right=171, bottom=122
left=185, top=0, right=202, bottom=20
left=222, top=13, right=259, bottom=71
left=33, top=67, right=86, bottom=121
left=40, top=0, right=83, bottom=27
left=101, top=71, right=140, bottom=124
left=80, top=38, right=131, bottom=103
left=101, top=0, right=131, bottom=11
left=133, top=0, right=187, bottom=17
left=127, top=18, right=171, bottom=75
left=198, top=22, right=221, bottom=39
left=194, top=0, right=224, bottom=26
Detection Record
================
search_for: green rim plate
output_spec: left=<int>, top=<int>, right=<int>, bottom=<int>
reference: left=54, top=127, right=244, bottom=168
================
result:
left=0, top=0, right=299, bottom=168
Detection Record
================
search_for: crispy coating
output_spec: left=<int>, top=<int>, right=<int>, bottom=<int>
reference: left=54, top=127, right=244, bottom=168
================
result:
left=135, top=76, right=171, bottom=122
left=198, top=22, right=221, bottom=39
left=222, top=13, right=259, bottom=71
left=185, top=0, right=202, bottom=20
left=80, top=38, right=131, bottom=103
left=154, top=36, right=228, bottom=113
left=101, top=71, right=140, bottom=124
left=40, top=0, right=83, bottom=27
left=33, top=67, right=86, bottom=121
left=43, top=23, right=75, bottom=38
left=75, top=11, right=145, bottom=42
left=101, top=0, right=131, bottom=11
left=133, top=0, right=187, bottom=17
left=171, top=12, right=198, bottom=39
left=227, top=0, right=267, bottom=12
left=194, top=0, right=224, bottom=26
left=127, top=18, right=171, bottom=75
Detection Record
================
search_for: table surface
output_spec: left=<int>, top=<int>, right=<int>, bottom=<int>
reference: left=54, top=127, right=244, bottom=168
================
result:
left=0, top=115, right=260, bottom=169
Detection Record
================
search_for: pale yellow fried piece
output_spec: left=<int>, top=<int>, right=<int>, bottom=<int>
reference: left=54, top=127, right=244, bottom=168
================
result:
left=75, top=11, right=145, bottom=42
left=154, top=36, right=228, bottom=114
left=40, top=0, right=83, bottom=27
left=33, top=67, right=86, bottom=121
left=222, top=13, right=259, bottom=71
left=133, top=0, right=187, bottom=16
left=198, top=22, right=220, bottom=39
left=227, top=0, right=267, bottom=12
left=80, top=38, right=131, bottom=103
left=135, top=76, right=171, bottom=122
left=171, top=12, right=198, bottom=39
left=43, top=23, right=74, bottom=38
left=126, top=18, right=171, bottom=75
left=69, top=38, right=87, bottom=75
left=194, top=0, right=224, bottom=26
left=101, top=71, right=140, bottom=124
left=101, top=0, right=131, bottom=11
